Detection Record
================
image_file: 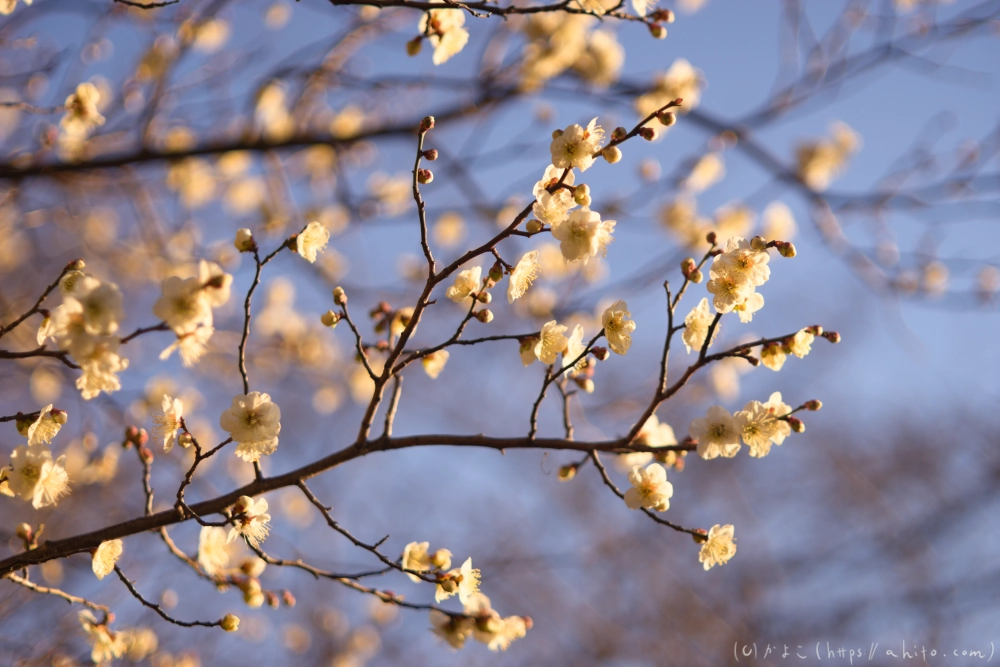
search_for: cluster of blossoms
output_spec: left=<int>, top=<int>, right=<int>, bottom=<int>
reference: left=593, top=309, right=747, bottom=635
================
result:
left=689, top=393, right=796, bottom=460
left=152, top=259, right=233, bottom=367
left=705, top=236, right=771, bottom=320
left=0, top=405, right=70, bottom=508
left=78, top=611, right=159, bottom=664
left=401, top=542, right=529, bottom=652
left=759, top=326, right=832, bottom=372
left=532, top=163, right=616, bottom=266
left=796, top=121, right=861, bottom=191
left=37, top=267, right=129, bottom=399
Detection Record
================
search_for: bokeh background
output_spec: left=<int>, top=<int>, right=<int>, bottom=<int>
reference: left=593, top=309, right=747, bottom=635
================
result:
left=1, top=0, right=999, bottom=664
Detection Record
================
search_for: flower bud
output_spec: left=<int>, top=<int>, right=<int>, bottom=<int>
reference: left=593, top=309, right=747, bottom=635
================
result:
left=778, top=241, right=797, bottom=258
left=417, top=169, right=434, bottom=184
left=591, top=346, right=609, bottom=361
left=333, top=286, right=347, bottom=305
left=177, top=432, right=194, bottom=449
left=234, top=228, right=255, bottom=252
left=282, top=591, right=297, bottom=607
left=15, top=415, right=33, bottom=436
left=805, top=325, right=823, bottom=335
left=489, top=261, right=504, bottom=283
left=49, top=408, right=68, bottom=425
left=67, top=259, right=86, bottom=271
left=420, top=116, right=435, bottom=132
left=139, top=446, right=154, bottom=464
left=573, top=184, right=591, bottom=207
left=406, top=36, right=422, bottom=56
left=558, top=464, right=577, bottom=481
left=15, top=523, right=32, bottom=541
left=657, top=111, right=676, bottom=127
left=804, top=400, right=823, bottom=411
left=245, top=590, right=265, bottom=608
left=431, top=549, right=452, bottom=570
left=689, top=269, right=703, bottom=284
left=475, top=309, right=494, bottom=323
left=744, top=355, right=761, bottom=366
left=706, top=231, right=717, bottom=245
left=750, top=235, right=767, bottom=251
left=602, top=146, right=622, bottom=164
left=787, top=416, right=805, bottom=433
left=221, top=614, right=240, bottom=632
left=321, top=310, right=340, bottom=328
left=551, top=128, right=564, bottom=140
left=638, top=127, right=657, bottom=141
left=648, top=23, right=667, bottom=39
left=691, top=529, right=709, bottom=544
left=823, top=331, right=841, bottom=343
left=611, top=127, right=627, bottom=142
left=526, top=219, right=544, bottom=233
left=266, top=591, right=280, bottom=608
left=681, top=257, right=696, bottom=275
left=438, top=577, right=457, bottom=594
left=650, top=8, right=674, bottom=22
left=574, top=377, right=595, bottom=393
left=478, top=291, right=492, bottom=304
left=422, top=149, right=438, bottom=161
left=477, top=614, right=503, bottom=634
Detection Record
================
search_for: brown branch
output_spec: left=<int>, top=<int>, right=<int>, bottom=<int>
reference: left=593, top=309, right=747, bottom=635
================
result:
left=0, top=346, right=80, bottom=369
left=0, top=260, right=79, bottom=341
left=113, top=565, right=223, bottom=628
left=4, top=572, right=111, bottom=623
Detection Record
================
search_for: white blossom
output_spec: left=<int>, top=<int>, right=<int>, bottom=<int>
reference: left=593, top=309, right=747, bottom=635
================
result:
left=551, top=208, right=615, bottom=263
left=624, top=462, right=673, bottom=512
left=445, top=266, right=482, bottom=302
left=690, top=405, right=741, bottom=459
left=507, top=251, right=540, bottom=303
left=219, top=392, right=281, bottom=463
left=533, top=320, right=569, bottom=365
left=227, top=496, right=271, bottom=547
left=152, top=395, right=184, bottom=452
left=5, top=444, right=70, bottom=508
left=550, top=118, right=604, bottom=172
left=601, top=300, right=635, bottom=355
left=733, top=400, right=781, bottom=458
left=699, top=524, right=737, bottom=570
left=296, top=221, right=331, bottom=263
left=682, top=297, right=718, bottom=353
left=92, top=539, right=123, bottom=580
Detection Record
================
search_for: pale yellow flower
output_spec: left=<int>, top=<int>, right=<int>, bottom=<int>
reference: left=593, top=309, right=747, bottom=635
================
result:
left=435, top=557, right=480, bottom=605
left=296, top=221, right=331, bottom=263
left=690, top=405, right=740, bottom=459
left=534, top=320, right=569, bottom=365
left=152, top=395, right=184, bottom=452
left=446, top=266, right=482, bottom=302
left=601, top=300, right=635, bottom=355
left=699, top=524, right=737, bottom=570
left=227, top=496, right=271, bottom=547
left=422, top=350, right=449, bottom=379
left=92, top=539, right=123, bottom=580
left=507, top=251, right=540, bottom=304
left=624, top=462, right=673, bottom=511
left=6, top=445, right=70, bottom=508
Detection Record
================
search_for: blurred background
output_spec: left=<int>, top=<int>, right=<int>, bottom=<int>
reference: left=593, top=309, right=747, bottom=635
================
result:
left=1, top=0, right=999, bottom=664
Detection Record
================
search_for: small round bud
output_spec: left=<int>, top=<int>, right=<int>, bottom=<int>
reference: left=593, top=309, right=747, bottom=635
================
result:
left=15, top=523, right=32, bottom=541
left=67, top=259, right=86, bottom=271
left=657, top=111, right=677, bottom=127
left=558, top=465, right=577, bottom=482
left=648, top=23, right=667, bottom=39
left=15, top=414, right=32, bottom=436
left=787, top=416, right=805, bottom=433
left=611, top=127, right=628, bottom=142
left=139, top=446, right=154, bottom=464
left=475, top=309, right=494, bottom=323
left=602, top=146, right=622, bottom=164
left=221, top=614, right=240, bottom=632
left=489, top=261, right=504, bottom=283
left=526, top=219, right=544, bottom=234
left=706, top=231, right=717, bottom=245
left=689, top=269, right=703, bottom=284
left=177, top=432, right=194, bottom=449
left=234, top=228, right=255, bottom=252
left=804, top=400, right=823, bottom=411
left=750, top=235, right=767, bottom=251
left=431, top=549, right=452, bottom=570
left=282, top=591, right=297, bottom=607
left=823, top=331, right=841, bottom=343
left=778, top=241, right=797, bottom=258
left=420, top=116, right=435, bottom=132
left=406, top=36, right=422, bottom=56
left=333, top=286, right=347, bottom=305
left=574, top=377, right=595, bottom=393
left=744, top=355, right=761, bottom=367
left=417, top=169, right=434, bottom=184
left=551, top=129, right=564, bottom=140
left=477, top=291, right=492, bottom=304
left=651, top=8, right=675, bottom=23
left=681, top=257, right=696, bottom=275
left=320, top=310, right=340, bottom=328
left=438, top=577, right=457, bottom=594
left=422, top=149, right=438, bottom=161
left=638, top=127, right=657, bottom=141
left=692, top=529, right=709, bottom=544
left=805, top=325, right=824, bottom=336
left=573, top=184, right=591, bottom=207
left=591, top=346, right=609, bottom=361
left=49, top=408, right=67, bottom=425
left=523, top=616, right=534, bottom=630
left=266, top=592, right=280, bottom=608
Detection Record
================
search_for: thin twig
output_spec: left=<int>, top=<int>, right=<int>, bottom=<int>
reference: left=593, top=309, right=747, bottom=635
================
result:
left=113, top=565, right=223, bottom=628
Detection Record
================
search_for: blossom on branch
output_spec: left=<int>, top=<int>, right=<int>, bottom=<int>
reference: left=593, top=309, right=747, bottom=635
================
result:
left=550, top=118, right=604, bottom=172
left=3, top=444, right=70, bottom=508
left=601, top=300, right=635, bottom=355
left=92, top=539, right=123, bottom=580
left=435, top=557, right=480, bottom=605
left=228, top=495, right=271, bottom=547
left=624, top=462, right=673, bottom=512
left=446, top=266, right=482, bottom=302
left=533, top=320, right=569, bottom=365
left=219, top=392, right=281, bottom=463
left=152, top=395, right=184, bottom=453
left=690, top=406, right=741, bottom=459
left=296, top=221, right=331, bottom=263
left=698, top=524, right=737, bottom=570
left=418, top=2, right=469, bottom=65
left=507, top=251, right=540, bottom=304
left=551, top=208, right=615, bottom=263
left=682, top=297, right=718, bottom=353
